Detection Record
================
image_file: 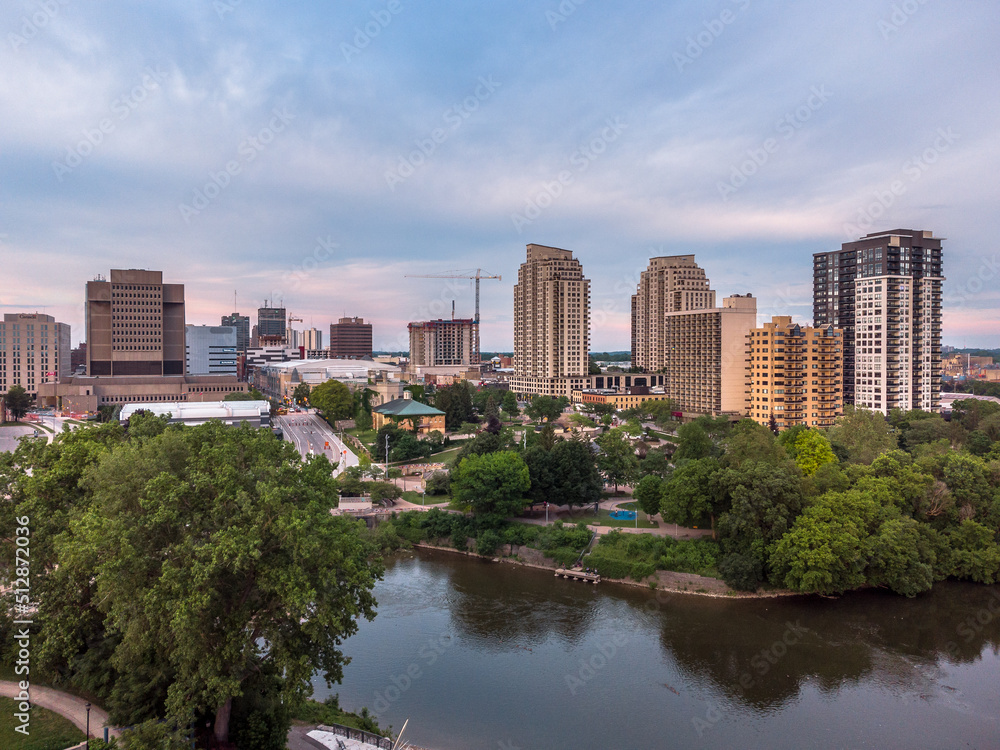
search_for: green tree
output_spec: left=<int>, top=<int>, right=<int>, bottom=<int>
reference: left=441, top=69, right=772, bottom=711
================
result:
left=946, top=520, right=1000, bottom=584
left=11, top=421, right=380, bottom=745
left=595, top=428, right=639, bottom=493
left=826, top=406, right=897, bottom=464
left=501, top=390, right=519, bottom=420
left=451, top=450, right=531, bottom=525
left=633, top=474, right=664, bottom=518
left=484, top=393, right=499, bottom=421
left=434, top=383, right=475, bottom=430
left=674, top=421, right=714, bottom=461
left=588, top=357, right=602, bottom=375
left=525, top=395, right=568, bottom=422
left=292, top=382, right=311, bottom=406
left=548, top=438, right=603, bottom=508
left=639, top=447, right=671, bottom=478
left=660, top=457, right=723, bottom=532
left=4, top=384, right=32, bottom=421
left=375, top=423, right=431, bottom=462
left=722, top=419, right=789, bottom=468
left=794, top=430, right=837, bottom=476
left=310, top=379, right=354, bottom=421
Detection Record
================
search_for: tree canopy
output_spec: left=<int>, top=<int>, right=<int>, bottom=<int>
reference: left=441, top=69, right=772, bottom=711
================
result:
left=4, top=384, right=32, bottom=421
left=0, top=416, right=381, bottom=745
left=451, top=450, right=531, bottom=525
left=310, top=379, right=354, bottom=421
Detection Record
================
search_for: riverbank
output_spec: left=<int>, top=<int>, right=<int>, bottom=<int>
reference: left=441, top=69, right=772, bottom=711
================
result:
left=410, top=542, right=800, bottom=599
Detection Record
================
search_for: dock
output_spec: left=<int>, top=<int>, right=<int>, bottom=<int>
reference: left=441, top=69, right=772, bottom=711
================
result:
left=555, top=568, right=600, bottom=584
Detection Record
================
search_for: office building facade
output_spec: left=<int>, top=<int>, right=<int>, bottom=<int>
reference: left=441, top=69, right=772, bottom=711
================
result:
left=409, top=318, right=478, bottom=367
left=510, top=244, right=591, bottom=397
left=813, top=229, right=943, bottom=413
left=186, top=325, right=238, bottom=376
left=329, top=317, right=373, bottom=359
left=86, top=269, right=185, bottom=376
left=256, top=305, right=286, bottom=345
left=221, top=312, right=250, bottom=353
left=631, top=255, right=716, bottom=371
left=0, top=313, right=71, bottom=397
left=747, top=316, right=843, bottom=430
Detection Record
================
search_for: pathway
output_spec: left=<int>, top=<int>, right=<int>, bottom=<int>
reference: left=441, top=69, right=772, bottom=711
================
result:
left=0, top=680, right=119, bottom=739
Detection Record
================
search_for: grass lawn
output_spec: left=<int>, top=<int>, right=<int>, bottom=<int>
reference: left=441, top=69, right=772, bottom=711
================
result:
left=0, top=697, right=85, bottom=750
left=429, top=446, right=463, bottom=465
left=401, top=490, right=451, bottom=506
left=573, top=508, right=658, bottom=529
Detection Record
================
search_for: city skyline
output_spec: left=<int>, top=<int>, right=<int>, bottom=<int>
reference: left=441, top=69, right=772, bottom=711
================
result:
left=2, top=2, right=999, bottom=349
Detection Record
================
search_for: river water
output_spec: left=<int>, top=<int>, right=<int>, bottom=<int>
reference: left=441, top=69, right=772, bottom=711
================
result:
left=314, top=549, right=1000, bottom=750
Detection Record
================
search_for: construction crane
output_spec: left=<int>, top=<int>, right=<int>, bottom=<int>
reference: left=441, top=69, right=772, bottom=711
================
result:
left=287, top=313, right=303, bottom=347
left=405, top=269, right=501, bottom=363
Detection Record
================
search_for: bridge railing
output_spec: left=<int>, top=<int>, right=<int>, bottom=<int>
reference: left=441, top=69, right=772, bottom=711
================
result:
left=316, top=723, right=393, bottom=749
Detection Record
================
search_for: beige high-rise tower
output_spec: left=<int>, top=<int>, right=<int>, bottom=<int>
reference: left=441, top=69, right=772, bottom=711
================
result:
left=511, top=244, right=590, bottom=397
left=631, top=255, right=715, bottom=371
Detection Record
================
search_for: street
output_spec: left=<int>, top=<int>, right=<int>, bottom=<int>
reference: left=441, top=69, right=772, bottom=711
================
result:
left=274, top=409, right=358, bottom=475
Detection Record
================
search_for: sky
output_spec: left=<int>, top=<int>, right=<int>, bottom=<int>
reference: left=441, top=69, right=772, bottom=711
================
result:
left=2, top=0, right=999, bottom=351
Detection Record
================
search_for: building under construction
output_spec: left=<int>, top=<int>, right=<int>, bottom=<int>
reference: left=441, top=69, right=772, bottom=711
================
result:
left=409, top=317, right=479, bottom=366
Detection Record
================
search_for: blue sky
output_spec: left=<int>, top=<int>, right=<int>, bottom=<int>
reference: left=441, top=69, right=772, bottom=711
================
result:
left=2, top=0, right=998, bottom=350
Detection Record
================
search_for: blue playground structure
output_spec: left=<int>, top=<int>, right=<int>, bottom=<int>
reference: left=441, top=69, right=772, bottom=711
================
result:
left=609, top=509, right=637, bottom=520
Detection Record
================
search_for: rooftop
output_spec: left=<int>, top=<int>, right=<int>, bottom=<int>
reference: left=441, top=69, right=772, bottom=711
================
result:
left=373, top=398, right=445, bottom=417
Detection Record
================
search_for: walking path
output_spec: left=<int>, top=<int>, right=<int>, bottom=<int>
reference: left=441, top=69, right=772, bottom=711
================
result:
left=0, top=680, right=119, bottom=739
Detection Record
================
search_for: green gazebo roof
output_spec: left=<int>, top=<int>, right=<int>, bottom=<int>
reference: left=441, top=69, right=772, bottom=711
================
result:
left=373, top=398, right=445, bottom=417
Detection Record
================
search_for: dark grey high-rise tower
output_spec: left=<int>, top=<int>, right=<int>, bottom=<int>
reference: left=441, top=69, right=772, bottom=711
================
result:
left=221, top=312, right=250, bottom=353
left=813, top=229, right=943, bottom=414
left=256, top=305, right=286, bottom=345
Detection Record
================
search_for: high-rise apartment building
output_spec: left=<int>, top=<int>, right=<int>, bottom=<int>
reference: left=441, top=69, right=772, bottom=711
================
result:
left=86, top=269, right=185, bottom=376
left=813, top=229, right=943, bottom=413
left=0, top=313, right=71, bottom=397
left=302, top=327, right=323, bottom=351
left=511, top=244, right=591, bottom=397
left=657, top=294, right=757, bottom=416
left=409, top=318, right=478, bottom=367
left=747, top=316, right=843, bottom=430
left=221, top=312, right=250, bottom=353
left=329, top=317, right=373, bottom=359
left=186, top=325, right=238, bottom=376
left=631, top=256, right=716, bottom=371
left=256, top=305, right=286, bottom=345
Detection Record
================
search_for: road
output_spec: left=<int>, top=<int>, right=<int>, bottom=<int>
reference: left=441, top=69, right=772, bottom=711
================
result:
left=275, top=410, right=358, bottom=475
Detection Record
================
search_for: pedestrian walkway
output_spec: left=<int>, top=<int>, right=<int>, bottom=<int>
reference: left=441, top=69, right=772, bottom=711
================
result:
left=0, top=680, right=119, bottom=739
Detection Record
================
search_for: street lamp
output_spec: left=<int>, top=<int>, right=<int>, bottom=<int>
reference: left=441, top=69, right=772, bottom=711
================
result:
left=85, top=703, right=91, bottom=749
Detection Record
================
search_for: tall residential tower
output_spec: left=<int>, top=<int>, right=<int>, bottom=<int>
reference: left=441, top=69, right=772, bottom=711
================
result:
left=511, top=244, right=590, bottom=397
left=813, top=229, right=943, bottom=413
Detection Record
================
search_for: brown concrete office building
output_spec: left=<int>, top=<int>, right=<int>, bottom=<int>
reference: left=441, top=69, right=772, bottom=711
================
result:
left=86, top=269, right=185, bottom=376
left=814, top=229, right=943, bottom=413
left=329, top=317, right=373, bottom=358
left=0, top=313, right=71, bottom=398
left=747, top=316, right=843, bottom=430
left=510, top=244, right=591, bottom=398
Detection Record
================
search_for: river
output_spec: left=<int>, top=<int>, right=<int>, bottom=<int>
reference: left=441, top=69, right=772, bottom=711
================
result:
left=313, top=549, right=1000, bottom=750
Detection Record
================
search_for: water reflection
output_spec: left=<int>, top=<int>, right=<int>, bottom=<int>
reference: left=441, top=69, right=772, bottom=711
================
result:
left=333, top=551, right=1000, bottom=749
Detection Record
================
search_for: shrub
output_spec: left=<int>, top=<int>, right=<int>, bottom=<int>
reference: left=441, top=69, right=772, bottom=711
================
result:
left=718, top=552, right=764, bottom=592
